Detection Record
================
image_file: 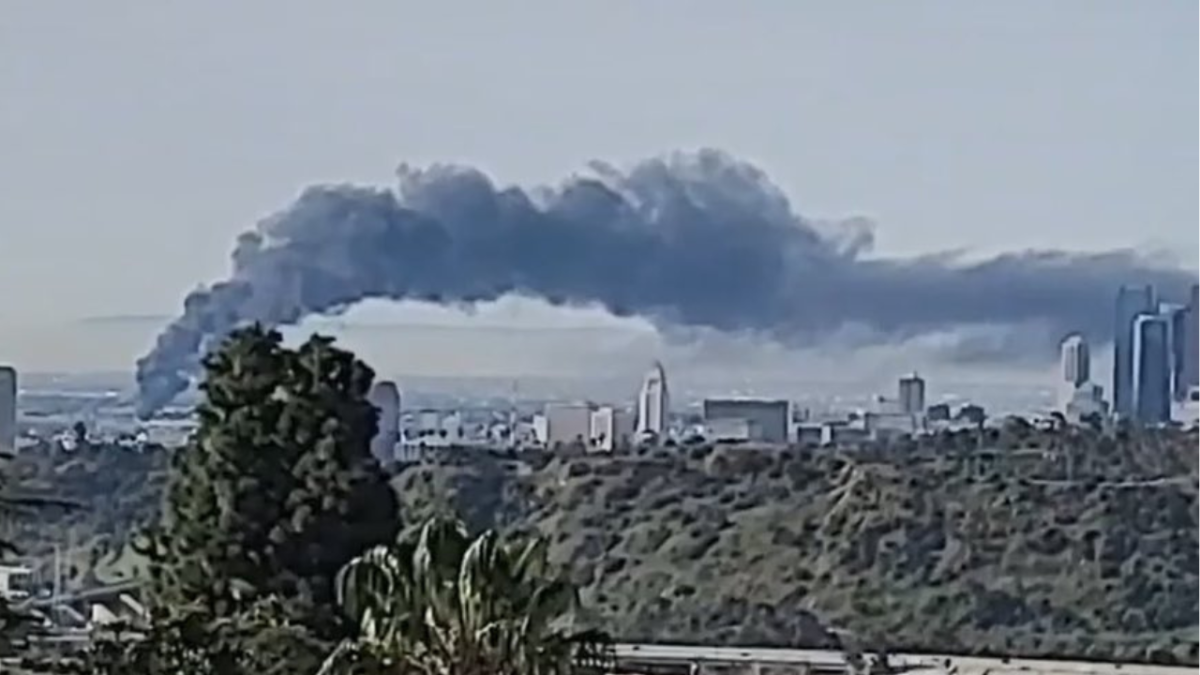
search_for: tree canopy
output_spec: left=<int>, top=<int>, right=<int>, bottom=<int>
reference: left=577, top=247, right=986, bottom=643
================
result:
left=140, top=325, right=400, bottom=666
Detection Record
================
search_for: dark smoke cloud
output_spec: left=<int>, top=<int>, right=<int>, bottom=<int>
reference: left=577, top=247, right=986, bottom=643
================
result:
left=134, top=150, right=1194, bottom=416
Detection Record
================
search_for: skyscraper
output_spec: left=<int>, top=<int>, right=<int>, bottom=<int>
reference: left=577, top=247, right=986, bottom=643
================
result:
left=1160, top=302, right=1190, bottom=401
left=635, top=361, right=669, bottom=438
left=898, top=373, right=926, bottom=416
left=1184, top=284, right=1200, bottom=394
left=1113, top=285, right=1155, bottom=418
left=1132, top=314, right=1172, bottom=424
left=0, top=366, right=15, bottom=453
left=1058, top=334, right=1091, bottom=410
left=1059, top=334, right=1090, bottom=388
left=367, top=380, right=400, bottom=464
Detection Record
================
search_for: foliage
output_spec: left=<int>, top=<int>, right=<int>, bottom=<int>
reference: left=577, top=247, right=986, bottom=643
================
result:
left=320, top=516, right=613, bottom=675
left=0, top=467, right=36, bottom=656
left=132, top=325, right=400, bottom=668
left=47, top=597, right=324, bottom=675
left=1, top=447, right=77, bottom=657
left=12, top=414, right=1199, bottom=666
left=5, top=441, right=168, bottom=593
left=394, top=426, right=1199, bottom=665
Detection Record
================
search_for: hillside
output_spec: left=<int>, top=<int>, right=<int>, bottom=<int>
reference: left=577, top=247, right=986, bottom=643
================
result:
left=393, top=426, right=1199, bottom=664
left=5, top=424, right=1197, bottom=664
left=4, top=442, right=167, bottom=589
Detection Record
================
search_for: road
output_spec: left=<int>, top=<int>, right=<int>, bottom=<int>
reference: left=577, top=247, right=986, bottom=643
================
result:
left=5, top=638, right=1194, bottom=674
left=16, top=579, right=142, bottom=610
left=1027, top=476, right=1195, bottom=489
left=614, top=644, right=1196, bottom=675
left=11, top=584, right=1196, bottom=675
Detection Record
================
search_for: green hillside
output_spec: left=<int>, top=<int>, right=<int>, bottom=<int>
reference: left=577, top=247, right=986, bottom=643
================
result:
left=6, top=424, right=1198, bottom=665
left=4, top=442, right=167, bottom=589
left=394, top=426, right=1199, bottom=664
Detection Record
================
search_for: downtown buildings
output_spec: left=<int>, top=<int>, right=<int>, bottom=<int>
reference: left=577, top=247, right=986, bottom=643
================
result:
left=702, top=398, right=790, bottom=444
left=1057, top=334, right=1106, bottom=422
left=635, top=361, right=669, bottom=441
left=898, top=373, right=927, bottom=416
left=1112, top=284, right=1199, bottom=424
left=1059, top=334, right=1090, bottom=393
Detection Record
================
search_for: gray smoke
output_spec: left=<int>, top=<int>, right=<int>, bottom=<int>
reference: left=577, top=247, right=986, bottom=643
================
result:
left=134, top=149, right=1193, bottom=416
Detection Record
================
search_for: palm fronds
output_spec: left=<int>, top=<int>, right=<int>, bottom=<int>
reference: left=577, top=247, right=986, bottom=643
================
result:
left=324, top=516, right=613, bottom=675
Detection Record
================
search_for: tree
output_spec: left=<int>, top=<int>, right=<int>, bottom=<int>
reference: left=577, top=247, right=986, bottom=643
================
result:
left=72, top=421, right=89, bottom=448
left=319, top=516, right=612, bottom=675
left=139, top=324, right=400, bottom=668
left=52, top=596, right=324, bottom=675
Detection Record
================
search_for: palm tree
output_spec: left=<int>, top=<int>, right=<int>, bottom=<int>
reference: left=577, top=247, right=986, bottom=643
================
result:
left=319, top=516, right=612, bottom=675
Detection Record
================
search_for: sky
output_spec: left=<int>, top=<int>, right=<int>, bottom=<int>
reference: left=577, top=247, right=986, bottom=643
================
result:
left=0, top=1, right=1196, bottom=376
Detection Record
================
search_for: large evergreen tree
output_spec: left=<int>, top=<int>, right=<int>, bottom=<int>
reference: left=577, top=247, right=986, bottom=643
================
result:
left=141, top=324, right=400, bottom=664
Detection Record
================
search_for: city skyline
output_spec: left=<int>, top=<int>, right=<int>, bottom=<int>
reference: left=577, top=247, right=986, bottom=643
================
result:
left=1108, top=283, right=1199, bottom=424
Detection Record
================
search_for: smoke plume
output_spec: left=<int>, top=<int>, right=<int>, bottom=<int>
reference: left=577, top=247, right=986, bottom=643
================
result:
left=135, top=150, right=1193, bottom=416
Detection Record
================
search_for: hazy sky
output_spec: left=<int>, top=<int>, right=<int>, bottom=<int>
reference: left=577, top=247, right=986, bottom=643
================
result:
left=0, top=1, right=1196, bottom=372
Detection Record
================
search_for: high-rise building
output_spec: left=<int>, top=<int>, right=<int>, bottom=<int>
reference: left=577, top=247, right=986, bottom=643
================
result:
left=367, top=380, right=400, bottom=464
left=1160, top=302, right=1190, bottom=401
left=898, top=373, right=926, bottom=416
left=1059, top=334, right=1090, bottom=388
left=1113, top=285, right=1155, bottom=418
left=0, top=366, right=15, bottom=453
left=1057, top=334, right=1091, bottom=410
left=1132, top=314, right=1172, bottom=424
left=635, top=361, right=669, bottom=439
left=1183, top=284, right=1200, bottom=394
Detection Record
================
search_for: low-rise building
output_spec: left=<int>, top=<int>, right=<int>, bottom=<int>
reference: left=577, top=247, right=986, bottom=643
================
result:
left=863, top=411, right=921, bottom=440
left=926, top=403, right=951, bottom=422
left=794, top=423, right=825, bottom=446
left=702, top=398, right=790, bottom=444
left=589, top=406, right=635, bottom=452
left=705, top=417, right=757, bottom=443
left=823, top=421, right=871, bottom=447
left=1172, top=385, right=1200, bottom=427
left=1062, top=382, right=1108, bottom=423
left=543, top=402, right=594, bottom=449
